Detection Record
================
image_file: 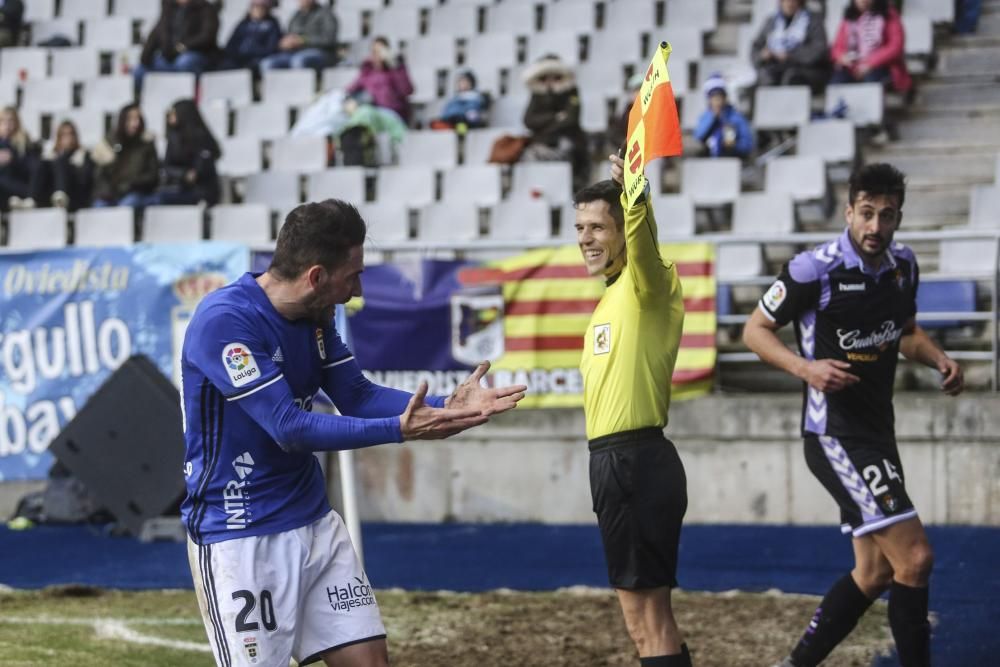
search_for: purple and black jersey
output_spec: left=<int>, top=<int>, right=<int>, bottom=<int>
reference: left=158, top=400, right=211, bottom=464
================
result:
left=758, top=229, right=919, bottom=441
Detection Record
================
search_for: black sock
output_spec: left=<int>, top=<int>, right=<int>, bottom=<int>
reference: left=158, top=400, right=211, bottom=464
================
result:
left=639, top=644, right=691, bottom=666
left=790, top=573, right=875, bottom=667
left=889, top=581, right=930, bottom=667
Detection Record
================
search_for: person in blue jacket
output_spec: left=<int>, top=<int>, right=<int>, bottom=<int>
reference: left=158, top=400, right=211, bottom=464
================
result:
left=432, top=69, right=487, bottom=130
left=693, top=73, right=754, bottom=159
left=220, top=0, right=283, bottom=72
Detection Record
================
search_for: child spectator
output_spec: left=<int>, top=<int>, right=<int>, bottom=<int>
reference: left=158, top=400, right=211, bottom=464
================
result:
left=220, top=0, right=283, bottom=72
left=259, top=0, right=338, bottom=70
left=345, top=37, right=414, bottom=123
left=30, top=120, right=95, bottom=211
left=830, top=0, right=911, bottom=95
left=694, top=74, right=754, bottom=159
left=135, top=0, right=220, bottom=91
left=92, top=104, right=160, bottom=209
left=336, top=91, right=407, bottom=166
left=153, top=99, right=222, bottom=206
left=0, top=106, right=40, bottom=211
left=431, top=69, right=487, bottom=130
left=752, top=0, right=830, bottom=92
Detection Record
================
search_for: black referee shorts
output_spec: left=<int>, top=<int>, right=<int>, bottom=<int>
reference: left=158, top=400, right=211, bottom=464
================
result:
left=589, top=427, right=687, bottom=590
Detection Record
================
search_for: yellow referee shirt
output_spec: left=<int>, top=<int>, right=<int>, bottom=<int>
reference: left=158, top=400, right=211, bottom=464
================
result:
left=580, top=193, right=685, bottom=440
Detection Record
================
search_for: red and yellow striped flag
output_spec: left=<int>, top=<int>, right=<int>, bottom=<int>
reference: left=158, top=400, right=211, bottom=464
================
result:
left=460, top=243, right=716, bottom=408
left=624, top=41, right=684, bottom=206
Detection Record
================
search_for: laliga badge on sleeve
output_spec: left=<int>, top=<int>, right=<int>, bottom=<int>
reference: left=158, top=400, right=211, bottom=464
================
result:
left=222, top=343, right=260, bottom=387
left=763, top=280, right=787, bottom=312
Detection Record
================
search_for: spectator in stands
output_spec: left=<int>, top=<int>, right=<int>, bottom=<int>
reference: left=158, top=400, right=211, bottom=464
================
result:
left=521, top=53, right=589, bottom=192
left=430, top=69, right=487, bottom=131
left=694, top=74, right=754, bottom=159
left=92, top=104, right=160, bottom=209
left=345, top=37, right=414, bottom=123
left=29, top=120, right=94, bottom=211
left=258, top=0, right=338, bottom=71
left=0, top=0, right=24, bottom=48
left=830, top=0, right=912, bottom=95
left=336, top=90, right=407, bottom=166
left=0, top=106, right=39, bottom=211
left=153, top=99, right=222, bottom=206
left=220, top=0, right=283, bottom=72
left=134, top=0, right=220, bottom=92
left=752, top=0, right=830, bottom=92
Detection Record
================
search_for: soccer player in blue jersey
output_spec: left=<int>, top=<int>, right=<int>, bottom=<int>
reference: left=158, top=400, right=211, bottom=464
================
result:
left=743, top=163, right=963, bottom=667
left=180, top=199, right=526, bottom=667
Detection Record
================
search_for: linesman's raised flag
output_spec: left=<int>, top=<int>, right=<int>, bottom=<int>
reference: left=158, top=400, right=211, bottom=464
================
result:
left=623, top=41, right=683, bottom=207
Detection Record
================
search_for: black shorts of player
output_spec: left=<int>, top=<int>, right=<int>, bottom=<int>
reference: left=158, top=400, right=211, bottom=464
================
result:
left=804, top=434, right=918, bottom=538
left=589, top=427, right=687, bottom=590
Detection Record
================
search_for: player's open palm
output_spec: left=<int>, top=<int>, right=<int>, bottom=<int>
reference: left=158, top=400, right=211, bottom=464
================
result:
left=445, top=361, right=527, bottom=416
left=400, top=381, right=489, bottom=440
left=805, top=359, right=860, bottom=393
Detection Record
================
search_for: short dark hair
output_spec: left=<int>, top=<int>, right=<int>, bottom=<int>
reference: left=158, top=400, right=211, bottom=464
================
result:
left=269, top=200, right=367, bottom=280
left=573, top=180, right=624, bottom=228
left=845, top=0, right=888, bottom=20
left=848, top=163, right=906, bottom=209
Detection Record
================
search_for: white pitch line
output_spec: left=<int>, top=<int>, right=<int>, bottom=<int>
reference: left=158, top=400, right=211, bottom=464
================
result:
left=1, top=616, right=211, bottom=653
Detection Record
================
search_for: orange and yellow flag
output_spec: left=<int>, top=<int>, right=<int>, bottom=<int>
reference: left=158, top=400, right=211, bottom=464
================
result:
left=623, top=41, right=683, bottom=206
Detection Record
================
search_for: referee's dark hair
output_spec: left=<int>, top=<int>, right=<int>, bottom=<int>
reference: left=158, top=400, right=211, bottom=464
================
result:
left=848, top=163, right=907, bottom=209
left=573, top=180, right=625, bottom=229
left=270, top=199, right=367, bottom=279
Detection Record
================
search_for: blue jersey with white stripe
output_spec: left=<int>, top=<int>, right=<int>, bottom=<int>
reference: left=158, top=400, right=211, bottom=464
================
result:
left=180, top=273, right=431, bottom=545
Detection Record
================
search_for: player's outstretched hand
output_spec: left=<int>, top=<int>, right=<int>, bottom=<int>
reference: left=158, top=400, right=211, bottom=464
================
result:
left=445, top=360, right=528, bottom=416
left=937, top=356, right=964, bottom=396
left=609, top=154, right=625, bottom=186
left=804, top=359, right=860, bottom=393
left=400, top=381, right=489, bottom=440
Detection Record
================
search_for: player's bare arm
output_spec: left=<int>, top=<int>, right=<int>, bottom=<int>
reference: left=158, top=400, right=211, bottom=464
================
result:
left=400, top=381, right=490, bottom=440
left=743, top=307, right=860, bottom=393
left=445, top=361, right=528, bottom=416
left=899, top=319, right=964, bottom=396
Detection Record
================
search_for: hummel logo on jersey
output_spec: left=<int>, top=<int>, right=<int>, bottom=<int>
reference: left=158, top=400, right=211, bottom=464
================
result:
left=233, top=452, right=255, bottom=480
left=271, top=346, right=284, bottom=363
left=838, top=282, right=866, bottom=292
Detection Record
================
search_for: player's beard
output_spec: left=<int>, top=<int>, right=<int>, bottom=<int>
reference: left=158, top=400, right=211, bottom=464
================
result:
left=301, top=292, right=337, bottom=327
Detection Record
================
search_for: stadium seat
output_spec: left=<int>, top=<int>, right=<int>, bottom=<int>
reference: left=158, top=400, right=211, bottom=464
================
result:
left=376, top=166, right=435, bottom=208
left=427, top=4, right=479, bottom=36
left=235, top=103, right=292, bottom=140
left=916, top=280, right=977, bottom=329
left=442, top=165, right=503, bottom=207
left=20, top=77, right=74, bottom=113
left=143, top=71, right=197, bottom=110
left=55, top=107, right=108, bottom=147
left=732, top=192, right=796, bottom=235
left=463, top=127, right=521, bottom=164
left=580, top=94, right=612, bottom=133
left=338, top=7, right=364, bottom=43
left=902, top=14, right=934, bottom=60
left=825, top=0, right=851, bottom=40
left=489, top=199, right=552, bottom=241
left=200, top=102, right=229, bottom=141
left=527, top=31, right=583, bottom=66
left=408, top=65, right=442, bottom=105
left=307, top=167, right=367, bottom=204
left=6, top=209, right=68, bottom=249
left=765, top=156, right=827, bottom=203
left=270, top=136, right=328, bottom=174
left=0, top=47, right=49, bottom=81
left=903, top=0, right=955, bottom=23
left=666, top=0, right=718, bottom=32
left=82, top=76, right=134, bottom=113
left=321, top=67, right=361, bottom=92
left=754, top=86, right=811, bottom=131
left=371, top=6, right=423, bottom=40
left=651, top=194, right=696, bottom=239
left=210, top=204, right=272, bottom=244
left=681, top=90, right=707, bottom=132
left=114, top=0, right=162, bottom=21
left=0, top=78, right=16, bottom=107
left=995, top=152, right=1000, bottom=183
left=61, top=0, right=107, bottom=19
left=696, top=55, right=756, bottom=92
left=24, top=0, right=56, bottom=22
left=17, top=108, right=42, bottom=142
left=797, top=120, right=856, bottom=165
left=83, top=16, right=133, bottom=49
left=575, top=61, right=628, bottom=97
left=489, top=95, right=529, bottom=129
left=486, top=2, right=539, bottom=33
left=589, top=26, right=649, bottom=70
left=74, top=207, right=135, bottom=246
left=510, top=163, right=574, bottom=204
left=938, top=239, right=999, bottom=275
left=201, top=70, right=254, bottom=109
left=50, top=47, right=102, bottom=80
left=605, top=0, right=658, bottom=33
left=142, top=205, right=205, bottom=243
left=358, top=201, right=410, bottom=244
left=30, top=19, right=80, bottom=46
left=716, top=243, right=764, bottom=280
left=398, top=131, right=459, bottom=169
left=262, top=69, right=317, bottom=107
left=464, top=33, right=518, bottom=75
left=736, top=24, right=756, bottom=62
left=244, top=172, right=302, bottom=209
left=825, top=83, right=884, bottom=126
left=405, top=35, right=458, bottom=71
left=969, top=186, right=1000, bottom=228
left=543, top=0, right=597, bottom=32
left=217, top=137, right=263, bottom=178
left=420, top=201, right=480, bottom=241
left=681, top=158, right=741, bottom=207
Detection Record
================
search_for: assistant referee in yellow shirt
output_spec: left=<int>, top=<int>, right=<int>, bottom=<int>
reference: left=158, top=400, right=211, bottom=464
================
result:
left=574, top=154, right=691, bottom=667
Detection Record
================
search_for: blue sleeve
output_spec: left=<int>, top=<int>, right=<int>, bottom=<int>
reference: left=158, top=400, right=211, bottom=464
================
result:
left=319, top=326, right=446, bottom=418
left=693, top=110, right=715, bottom=141
left=733, top=111, right=755, bottom=156
left=186, top=305, right=404, bottom=451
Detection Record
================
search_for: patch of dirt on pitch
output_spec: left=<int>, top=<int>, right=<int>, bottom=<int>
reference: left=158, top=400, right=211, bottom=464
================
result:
left=378, top=588, right=892, bottom=667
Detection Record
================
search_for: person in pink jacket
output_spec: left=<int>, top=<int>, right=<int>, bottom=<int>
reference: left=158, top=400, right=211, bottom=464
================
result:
left=829, top=0, right=911, bottom=94
left=346, top=37, right=415, bottom=123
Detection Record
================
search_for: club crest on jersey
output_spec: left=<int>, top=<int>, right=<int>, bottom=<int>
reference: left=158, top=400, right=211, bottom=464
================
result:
left=316, top=328, right=326, bottom=360
left=763, top=280, right=786, bottom=311
left=222, top=343, right=259, bottom=387
left=594, top=323, right=611, bottom=355
left=243, top=636, right=259, bottom=663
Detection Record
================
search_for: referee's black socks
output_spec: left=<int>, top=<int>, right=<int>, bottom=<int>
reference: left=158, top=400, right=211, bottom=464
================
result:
left=789, top=573, right=874, bottom=667
left=639, top=642, right=692, bottom=666
left=888, top=580, right=930, bottom=667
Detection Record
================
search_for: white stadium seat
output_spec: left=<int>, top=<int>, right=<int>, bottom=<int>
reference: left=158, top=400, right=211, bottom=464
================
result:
left=732, top=193, right=796, bottom=235
left=142, top=206, right=204, bottom=243
left=74, top=207, right=135, bottom=246
left=7, top=209, right=68, bottom=249
left=681, top=158, right=741, bottom=207
left=210, top=204, right=272, bottom=244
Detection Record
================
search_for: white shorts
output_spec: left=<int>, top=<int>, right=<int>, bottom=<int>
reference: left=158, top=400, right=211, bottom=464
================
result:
left=188, top=510, right=386, bottom=666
